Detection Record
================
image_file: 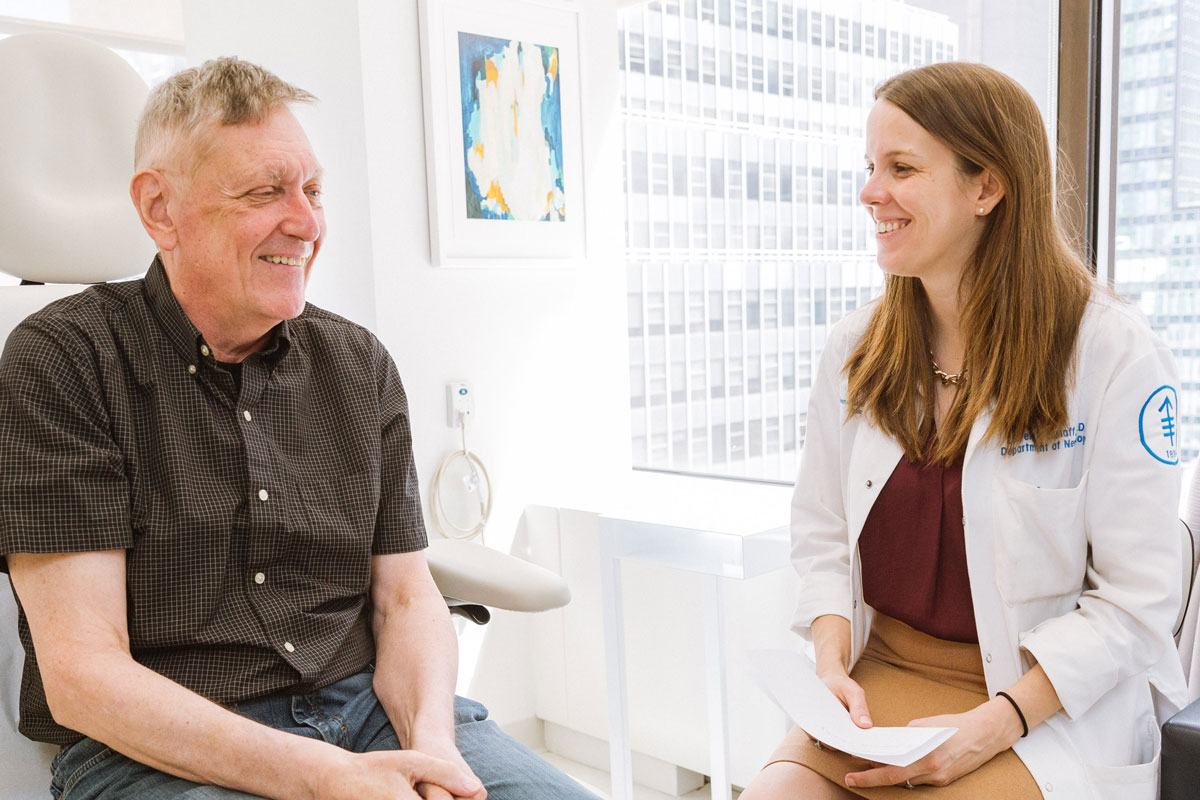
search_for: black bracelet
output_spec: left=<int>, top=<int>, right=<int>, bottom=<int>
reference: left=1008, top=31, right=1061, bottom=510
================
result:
left=996, top=691, right=1029, bottom=738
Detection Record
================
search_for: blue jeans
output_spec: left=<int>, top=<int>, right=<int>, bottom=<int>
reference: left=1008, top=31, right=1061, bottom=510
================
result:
left=48, top=671, right=595, bottom=799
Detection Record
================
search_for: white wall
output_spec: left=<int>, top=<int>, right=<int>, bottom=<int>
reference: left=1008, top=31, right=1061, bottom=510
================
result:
left=183, top=0, right=628, bottom=729
left=183, top=0, right=379, bottom=330
left=354, top=0, right=627, bottom=541
left=357, top=0, right=626, bottom=727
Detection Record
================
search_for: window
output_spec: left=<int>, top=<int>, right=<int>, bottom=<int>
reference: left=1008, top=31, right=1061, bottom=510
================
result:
left=0, top=1, right=184, bottom=88
left=620, top=1, right=1057, bottom=480
left=1110, top=0, right=1200, bottom=470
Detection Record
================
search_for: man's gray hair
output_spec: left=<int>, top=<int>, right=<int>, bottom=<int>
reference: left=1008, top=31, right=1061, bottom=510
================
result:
left=134, top=56, right=315, bottom=172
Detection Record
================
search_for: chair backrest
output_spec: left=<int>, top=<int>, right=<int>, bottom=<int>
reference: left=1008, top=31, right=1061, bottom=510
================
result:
left=0, top=32, right=151, bottom=283
left=1178, top=466, right=1200, bottom=702
left=1176, top=518, right=1200, bottom=642
left=0, top=31, right=150, bottom=798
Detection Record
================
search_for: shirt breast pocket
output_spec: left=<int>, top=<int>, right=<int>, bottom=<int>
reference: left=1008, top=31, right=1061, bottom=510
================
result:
left=992, top=472, right=1089, bottom=604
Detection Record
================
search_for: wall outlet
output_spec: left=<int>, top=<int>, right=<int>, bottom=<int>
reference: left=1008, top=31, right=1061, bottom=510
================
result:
left=447, top=380, right=474, bottom=427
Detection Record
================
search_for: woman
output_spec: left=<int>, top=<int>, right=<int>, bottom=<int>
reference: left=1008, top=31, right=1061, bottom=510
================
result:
left=740, top=62, right=1187, bottom=799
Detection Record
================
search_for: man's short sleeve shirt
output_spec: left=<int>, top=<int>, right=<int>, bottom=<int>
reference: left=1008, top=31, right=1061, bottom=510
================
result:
left=0, top=258, right=428, bottom=745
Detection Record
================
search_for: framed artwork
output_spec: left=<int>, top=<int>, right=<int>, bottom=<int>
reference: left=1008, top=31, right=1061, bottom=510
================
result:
left=418, top=0, right=585, bottom=266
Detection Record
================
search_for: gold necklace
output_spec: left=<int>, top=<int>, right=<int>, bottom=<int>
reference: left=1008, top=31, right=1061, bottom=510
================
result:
left=930, top=352, right=966, bottom=386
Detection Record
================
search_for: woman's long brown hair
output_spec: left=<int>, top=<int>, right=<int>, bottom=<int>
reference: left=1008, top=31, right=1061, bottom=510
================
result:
left=845, top=62, right=1093, bottom=463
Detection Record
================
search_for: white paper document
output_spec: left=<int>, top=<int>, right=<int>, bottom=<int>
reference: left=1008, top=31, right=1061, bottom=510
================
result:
left=745, top=649, right=956, bottom=767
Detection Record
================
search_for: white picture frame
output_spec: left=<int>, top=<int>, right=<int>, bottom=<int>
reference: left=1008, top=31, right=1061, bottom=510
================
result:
left=417, top=0, right=586, bottom=266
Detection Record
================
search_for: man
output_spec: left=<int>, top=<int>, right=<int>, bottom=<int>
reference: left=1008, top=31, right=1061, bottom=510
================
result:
left=0, top=57, right=592, bottom=800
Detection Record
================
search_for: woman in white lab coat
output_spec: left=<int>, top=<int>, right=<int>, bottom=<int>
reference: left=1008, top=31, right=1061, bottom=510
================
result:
left=739, top=62, right=1188, bottom=800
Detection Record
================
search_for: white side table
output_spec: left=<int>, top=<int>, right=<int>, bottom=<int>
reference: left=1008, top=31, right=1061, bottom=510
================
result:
left=598, top=516, right=790, bottom=800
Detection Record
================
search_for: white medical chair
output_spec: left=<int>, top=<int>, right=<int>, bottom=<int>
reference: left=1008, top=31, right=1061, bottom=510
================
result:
left=0, top=32, right=569, bottom=799
left=1162, top=478, right=1200, bottom=799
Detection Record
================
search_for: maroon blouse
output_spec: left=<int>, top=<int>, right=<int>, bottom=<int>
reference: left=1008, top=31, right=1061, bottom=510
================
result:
left=857, top=441, right=978, bottom=643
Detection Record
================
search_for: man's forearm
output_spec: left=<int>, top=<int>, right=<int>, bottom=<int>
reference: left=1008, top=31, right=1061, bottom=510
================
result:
left=48, top=647, right=347, bottom=800
left=9, top=550, right=354, bottom=800
left=371, top=582, right=460, bottom=751
left=366, top=552, right=486, bottom=800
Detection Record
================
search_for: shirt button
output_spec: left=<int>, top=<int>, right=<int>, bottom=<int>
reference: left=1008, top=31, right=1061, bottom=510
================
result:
left=200, top=344, right=211, bottom=357
left=284, top=641, right=295, bottom=653
left=254, top=572, right=266, bottom=585
left=187, top=364, right=197, bottom=375
left=258, top=488, right=269, bottom=501
left=865, top=479, right=873, bottom=488
left=1044, top=783, right=1053, bottom=793
left=985, top=652, right=993, bottom=663
left=243, top=410, right=252, bottom=422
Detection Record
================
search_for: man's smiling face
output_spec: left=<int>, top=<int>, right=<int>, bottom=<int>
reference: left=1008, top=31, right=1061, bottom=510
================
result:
left=167, top=106, right=325, bottom=334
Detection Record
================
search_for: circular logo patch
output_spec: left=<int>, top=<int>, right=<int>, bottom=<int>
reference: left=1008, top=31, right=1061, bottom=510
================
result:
left=1139, top=385, right=1179, bottom=465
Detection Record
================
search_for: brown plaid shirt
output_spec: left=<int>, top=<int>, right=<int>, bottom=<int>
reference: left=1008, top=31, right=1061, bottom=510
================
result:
left=0, top=258, right=427, bottom=745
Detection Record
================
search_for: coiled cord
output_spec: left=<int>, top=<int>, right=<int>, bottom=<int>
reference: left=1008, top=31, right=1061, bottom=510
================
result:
left=430, top=411, right=492, bottom=541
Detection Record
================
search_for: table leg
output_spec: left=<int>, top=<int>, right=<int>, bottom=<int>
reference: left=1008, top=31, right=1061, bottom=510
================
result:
left=704, top=574, right=731, bottom=800
left=599, top=533, right=634, bottom=800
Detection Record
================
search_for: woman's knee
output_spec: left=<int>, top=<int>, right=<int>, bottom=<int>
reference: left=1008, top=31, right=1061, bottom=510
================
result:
left=740, top=761, right=857, bottom=800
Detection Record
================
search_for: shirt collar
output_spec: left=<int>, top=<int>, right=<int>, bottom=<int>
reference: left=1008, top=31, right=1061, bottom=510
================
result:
left=143, top=255, right=293, bottom=370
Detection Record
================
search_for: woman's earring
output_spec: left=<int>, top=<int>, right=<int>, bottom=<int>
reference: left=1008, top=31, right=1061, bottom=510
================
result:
left=977, top=207, right=985, bottom=215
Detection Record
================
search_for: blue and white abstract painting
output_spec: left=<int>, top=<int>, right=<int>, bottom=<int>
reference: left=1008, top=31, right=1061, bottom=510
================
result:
left=457, top=31, right=565, bottom=221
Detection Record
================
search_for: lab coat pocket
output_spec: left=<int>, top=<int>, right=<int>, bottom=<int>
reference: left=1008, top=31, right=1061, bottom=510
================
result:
left=1085, top=718, right=1160, bottom=800
left=993, top=472, right=1089, bottom=604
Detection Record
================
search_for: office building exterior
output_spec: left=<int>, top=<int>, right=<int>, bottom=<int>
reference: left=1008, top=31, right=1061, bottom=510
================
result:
left=620, top=0, right=957, bottom=480
left=1114, top=0, right=1200, bottom=467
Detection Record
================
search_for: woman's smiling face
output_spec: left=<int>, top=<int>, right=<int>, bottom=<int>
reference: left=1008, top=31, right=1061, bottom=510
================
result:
left=860, top=100, right=994, bottom=289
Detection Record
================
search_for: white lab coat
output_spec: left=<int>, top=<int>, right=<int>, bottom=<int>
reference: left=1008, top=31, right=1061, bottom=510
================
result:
left=789, top=291, right=1189, bottom=800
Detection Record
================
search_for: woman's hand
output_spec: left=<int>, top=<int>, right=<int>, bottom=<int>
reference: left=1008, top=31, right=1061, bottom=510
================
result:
left=817, top=667, right=873, bottom=730
left=810, top=614, right=873, bottom=730
left=843, top=697, right=1022, bottom=790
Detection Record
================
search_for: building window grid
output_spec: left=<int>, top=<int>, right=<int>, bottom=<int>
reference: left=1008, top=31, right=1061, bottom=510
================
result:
left=622, top=1, right=956, bottom=478
left=1113, top=1, right=1200, bottom=465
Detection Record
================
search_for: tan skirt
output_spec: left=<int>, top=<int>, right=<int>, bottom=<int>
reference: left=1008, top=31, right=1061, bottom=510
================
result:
left=766, top=613, right=1042, bottom=799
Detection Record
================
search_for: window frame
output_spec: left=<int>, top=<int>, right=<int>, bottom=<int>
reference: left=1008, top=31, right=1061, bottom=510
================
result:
left=1057, top=0, right=1110, bottom=278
